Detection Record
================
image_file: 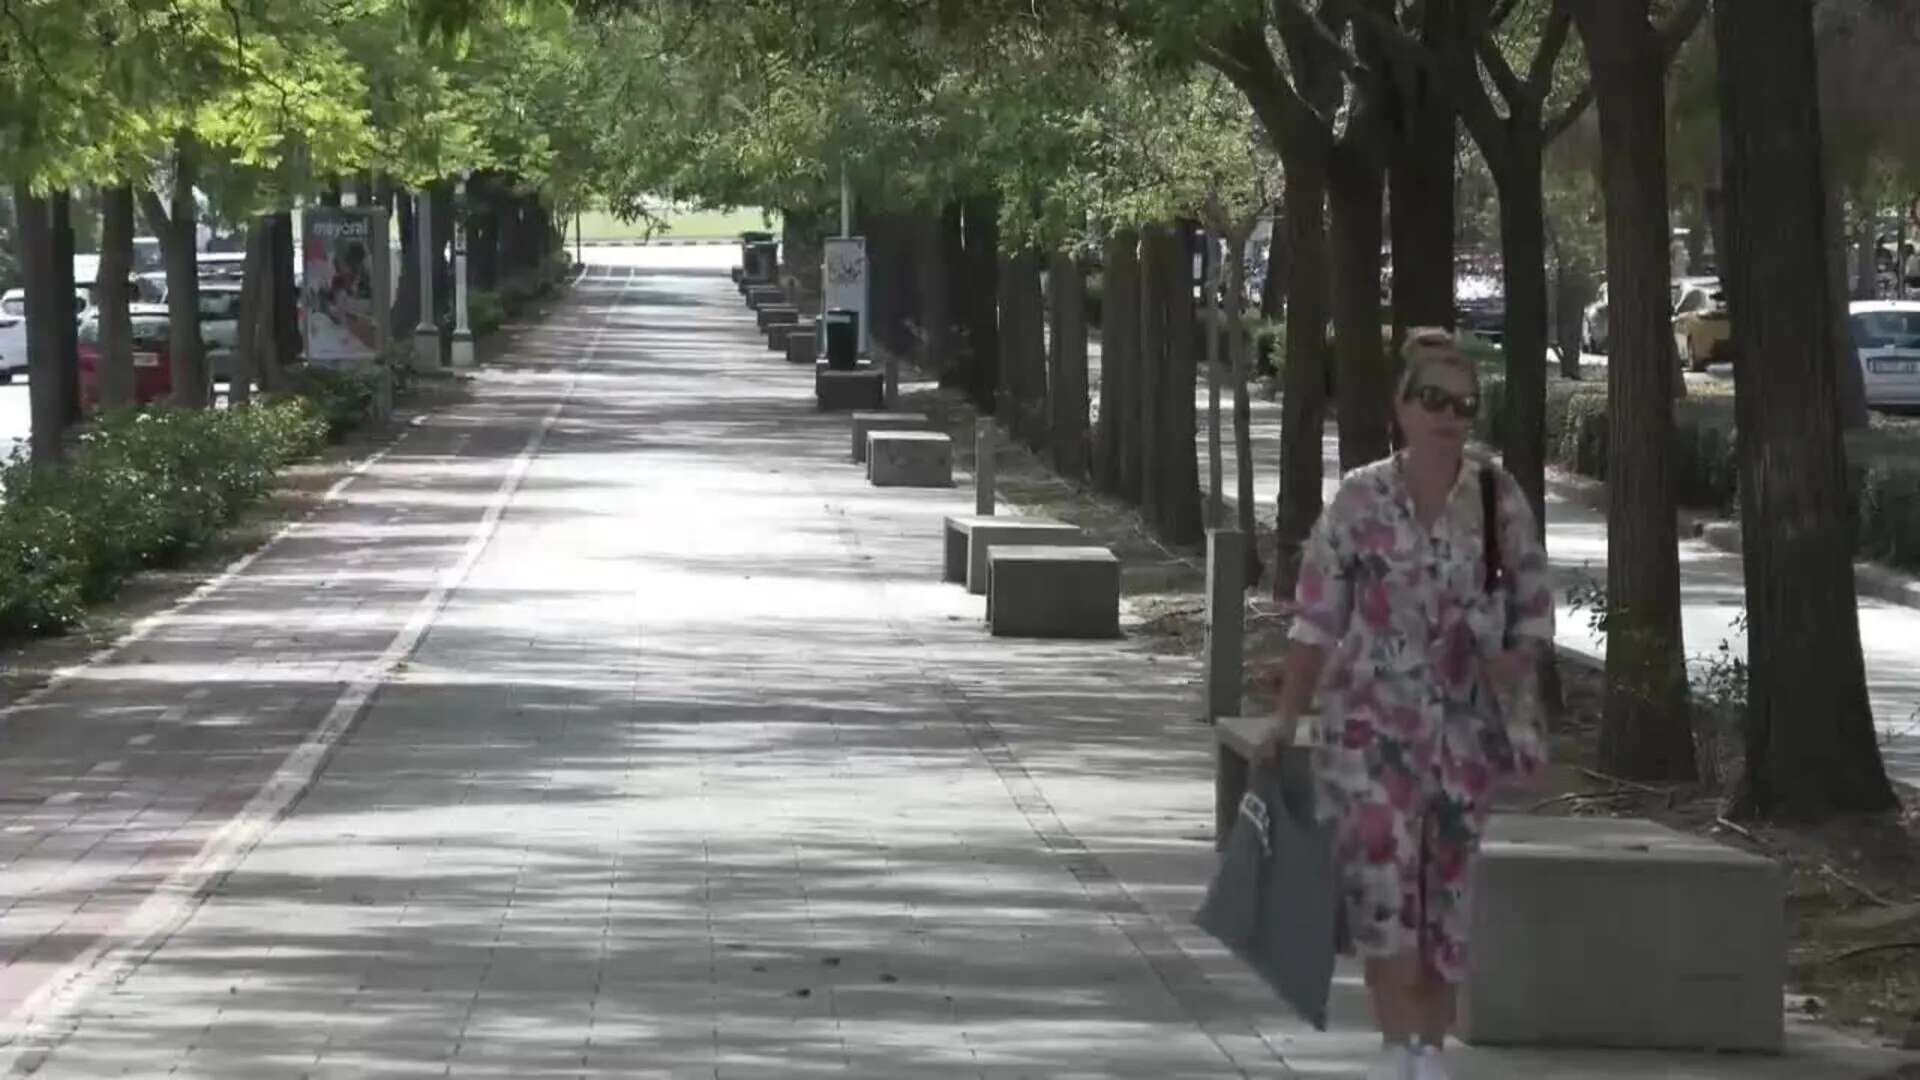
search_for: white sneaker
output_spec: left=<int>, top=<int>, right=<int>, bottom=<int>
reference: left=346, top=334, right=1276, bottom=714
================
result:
left=1412, top=1044, right=1452, bottom=1080
left=1366, top=1043, right=1416, bottom=1080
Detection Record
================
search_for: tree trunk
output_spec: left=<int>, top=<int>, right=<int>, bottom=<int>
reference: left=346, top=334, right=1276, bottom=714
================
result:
left=1004, top=248, right=1048, bottom=452
left=1204, top=229, right=1226, bottom=526
left=50, top=192, right=80, bottom=425
left=1549, top=217, right=1596, bottom=380
left=919, top=205, right=957, bottom=381
left=138, top=144, right=209, bottom=409
left=1048, top=251, right=1090, bottom=481
left=1226, top=224, right=1265, bottom=588
left=1275, top=160, right=1332, bottom=598
left=1138, top=223, right=1172, bottom=528
left=1151, top=222, right=1204, bottom=546
left=16, top=186, right=65, bottom=464
left=1388, top=0, right=1460, bottom=340
left=1494, top=141, right=1552, bottom=532
left=1571, top=0, right=1696, bottom=782
left=1101, top=229, right=1142, bottom=501
left=430, top=182, right=453, bottom=334
left=393, top=191, right=420, bottom=337
left=232, top=220, right=273, bottom=408
left=1331, top=144, right=1391, bottom=471
left=268, top=212, right=298, bottom=375
left=468, top=177, right=500, bottom=291
left=1852, top=198, right=1878, bottom=301
left=1715, top=1, right=1895, bottom=820
left=865, top=209, right=920, bottom=361
left=961, top=194, right=1000, bottom=413
left=1261, top=203, right=1287, bottom=321
left=96, top=186, right=137, bottom=411
left=1828, top=182, right=1870, bottom=430
left=780, top=205, right=826, bottom=315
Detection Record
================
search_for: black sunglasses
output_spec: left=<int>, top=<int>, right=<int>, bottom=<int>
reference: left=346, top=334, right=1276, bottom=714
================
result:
left=1405, top=383, right=1481, bottom=420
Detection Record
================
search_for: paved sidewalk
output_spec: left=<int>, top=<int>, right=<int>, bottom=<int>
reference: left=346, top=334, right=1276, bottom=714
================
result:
left=0, top=247, right=1910, bottom=1077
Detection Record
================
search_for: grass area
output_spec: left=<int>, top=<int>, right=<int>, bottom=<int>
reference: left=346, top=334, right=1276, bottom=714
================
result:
left=575, top=206, right=781, bottom=242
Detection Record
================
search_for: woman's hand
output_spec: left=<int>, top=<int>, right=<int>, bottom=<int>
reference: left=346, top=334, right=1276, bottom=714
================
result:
left=1256, top=710, right=1299, bottom=764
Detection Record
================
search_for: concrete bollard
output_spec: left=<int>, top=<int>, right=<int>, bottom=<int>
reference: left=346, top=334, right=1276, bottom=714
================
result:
left=1203, top=529, right=1246, bottom=720
left=974, top=419, right=996, bottom=516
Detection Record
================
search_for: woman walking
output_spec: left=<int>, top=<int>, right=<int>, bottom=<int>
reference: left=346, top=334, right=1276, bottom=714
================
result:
left=1262, top=329, right=1555, bottom=1080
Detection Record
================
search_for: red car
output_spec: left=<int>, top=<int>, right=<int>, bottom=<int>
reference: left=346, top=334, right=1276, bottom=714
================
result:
left=78, top=305, right=175, bottom=409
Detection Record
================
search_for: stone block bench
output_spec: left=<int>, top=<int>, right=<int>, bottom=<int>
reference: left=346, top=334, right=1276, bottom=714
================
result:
left=816, top=361, right=883, bottom=412
left=746, top=285, right=784, bottom=310
left=1459, top=814, right=1784, bottom=1052
left=942, top=515, right=1084, bottom=594
left=757, top=305, right=799, bottom=332
left=768, top=322, right=800, bottom=352
left=986, top=545, right=1120, bottom=638
left=786, top=330, right=818, bottom=365
left=866, top=431, right=953, bottom=487
left=850, top=412, right=936, bottom=462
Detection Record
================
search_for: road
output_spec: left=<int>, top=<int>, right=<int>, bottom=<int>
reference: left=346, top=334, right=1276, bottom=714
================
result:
left=0, top=244, right=1904, bottom=1077
left=0, top=380, right=25, bottom=462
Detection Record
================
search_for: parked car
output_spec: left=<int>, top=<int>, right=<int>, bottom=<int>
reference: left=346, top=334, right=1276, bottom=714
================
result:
left=0, top=287, right=95, bottom=383
left=1851, top=300, right=1920, bottom=411
left=1582, top=282, right=1609, bottom=354
left=1672, top=277, right=1732, bottom=372
left=78, top=305, right=176, bottom=408
left=1456, top=273, right=1505, bottom=344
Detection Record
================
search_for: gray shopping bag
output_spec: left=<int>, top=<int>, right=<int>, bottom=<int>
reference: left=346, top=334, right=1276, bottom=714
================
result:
left=1193, top=751, right=1338, bottom=1030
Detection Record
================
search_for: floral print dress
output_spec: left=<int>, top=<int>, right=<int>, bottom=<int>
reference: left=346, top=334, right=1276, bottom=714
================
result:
left=1289, top=453, right=1554, bottom=983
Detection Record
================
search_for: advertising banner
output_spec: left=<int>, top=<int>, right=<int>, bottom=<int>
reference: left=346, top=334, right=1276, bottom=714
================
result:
left=823, top=236, right=868, bottom=355
left=302, top=208, right=391, bottom=367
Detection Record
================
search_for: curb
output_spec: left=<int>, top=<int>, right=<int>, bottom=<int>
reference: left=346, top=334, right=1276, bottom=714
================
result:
left=576, top=237, right=735, bottom=248
left=1543, top=470, right=1920, bottom=615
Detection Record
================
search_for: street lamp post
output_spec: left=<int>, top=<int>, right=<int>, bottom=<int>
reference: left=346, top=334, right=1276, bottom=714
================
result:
left=412, top=186, right=438, bottom=370
left=451, top=172, right=474, bottom=368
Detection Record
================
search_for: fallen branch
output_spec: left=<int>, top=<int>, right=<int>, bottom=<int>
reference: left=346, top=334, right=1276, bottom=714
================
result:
left=1819, top=941, right=1920, bottom=965
left=1822, top=865, right=1897, bottom=909
left=1713, top=816, right=1759, bottom=844
left=1577, top=767, right=1670, bottom=795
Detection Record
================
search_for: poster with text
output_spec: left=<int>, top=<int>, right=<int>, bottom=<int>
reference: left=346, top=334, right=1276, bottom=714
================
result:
left=302, top=208, right=390, bottom=367
left=823, top=237, right=868, bottom=355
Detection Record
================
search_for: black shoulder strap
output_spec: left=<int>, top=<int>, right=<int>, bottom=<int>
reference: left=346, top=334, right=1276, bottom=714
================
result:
left=1480, top=467, right=1502, bottom=594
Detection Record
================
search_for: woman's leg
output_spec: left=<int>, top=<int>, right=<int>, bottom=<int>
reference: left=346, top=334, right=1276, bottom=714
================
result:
left=1364, top=951, right=1425, bottom=1041
left=1415, top=973, right=1456, bottom=1046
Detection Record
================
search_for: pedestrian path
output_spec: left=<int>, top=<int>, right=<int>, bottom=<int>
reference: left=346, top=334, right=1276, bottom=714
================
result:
left=0, top=248, right=1908, bottom=1077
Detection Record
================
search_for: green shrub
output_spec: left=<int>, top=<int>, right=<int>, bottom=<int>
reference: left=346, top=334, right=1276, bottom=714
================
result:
left=1480, top=375, right=1920, bottom=572
left=0, top=398, right=327, bottom=638
left=469, top=290, right=504, bottom=337
left=280, top=365, right=387, bottom=439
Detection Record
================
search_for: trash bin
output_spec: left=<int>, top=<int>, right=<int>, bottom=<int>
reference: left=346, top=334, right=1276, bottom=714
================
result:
left=825, top=309, right=858, bottom=370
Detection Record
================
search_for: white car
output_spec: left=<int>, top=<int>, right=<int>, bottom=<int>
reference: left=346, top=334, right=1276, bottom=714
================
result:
left=1851, top=300, right=1920, bottom=410
left=0, top=287, right=92, bottom=383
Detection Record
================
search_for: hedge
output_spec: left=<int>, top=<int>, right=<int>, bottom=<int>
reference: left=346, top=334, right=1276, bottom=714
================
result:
left=0, top=398, right=330, bottom=638
left=1478, top=376, right=1920, bottom=572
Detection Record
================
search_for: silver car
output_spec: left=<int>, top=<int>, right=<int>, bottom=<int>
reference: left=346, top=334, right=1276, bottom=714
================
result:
left=1850, top=301, right=1920, bottom=411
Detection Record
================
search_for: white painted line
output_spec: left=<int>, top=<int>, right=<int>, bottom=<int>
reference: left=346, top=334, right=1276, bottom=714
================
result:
left=85, top=761, right=122, bottom=777
left=184, top=688, right=210, bottom=701
left=127, top=735, right=154, bottom=748
left=42, top=794, right=76, bottom=808
left=0, top=267, right=632, bottom=1068
left=159, top=706, right=187, bottom=723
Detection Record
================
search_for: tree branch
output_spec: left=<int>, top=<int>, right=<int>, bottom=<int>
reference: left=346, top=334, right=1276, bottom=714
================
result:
left=1477, top=32, right=1525, bottom=105
left=1526, top=3, right=1573, bottom=97
left=1547, top=0, right=1704, bottom=143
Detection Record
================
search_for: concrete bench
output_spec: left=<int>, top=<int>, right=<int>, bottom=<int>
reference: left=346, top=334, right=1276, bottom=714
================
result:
left=786, top=330, right=817, bottom=365
left=866, top=431, right=953, bottom=487
left=986, top=545, right=1120, bottom=638
left=816, top=361, right=883, bottom=412
left=942, top=515, right=1084, bottom=594
left=850, top=412, right=936, bottom=463
left=768, top=322, right=799, bottom=352
left=746, top=286, right=784, bottom=310
left=757, top=305, right=799, bottom=331
left=1460, top=814, right=1784, bottom=1052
